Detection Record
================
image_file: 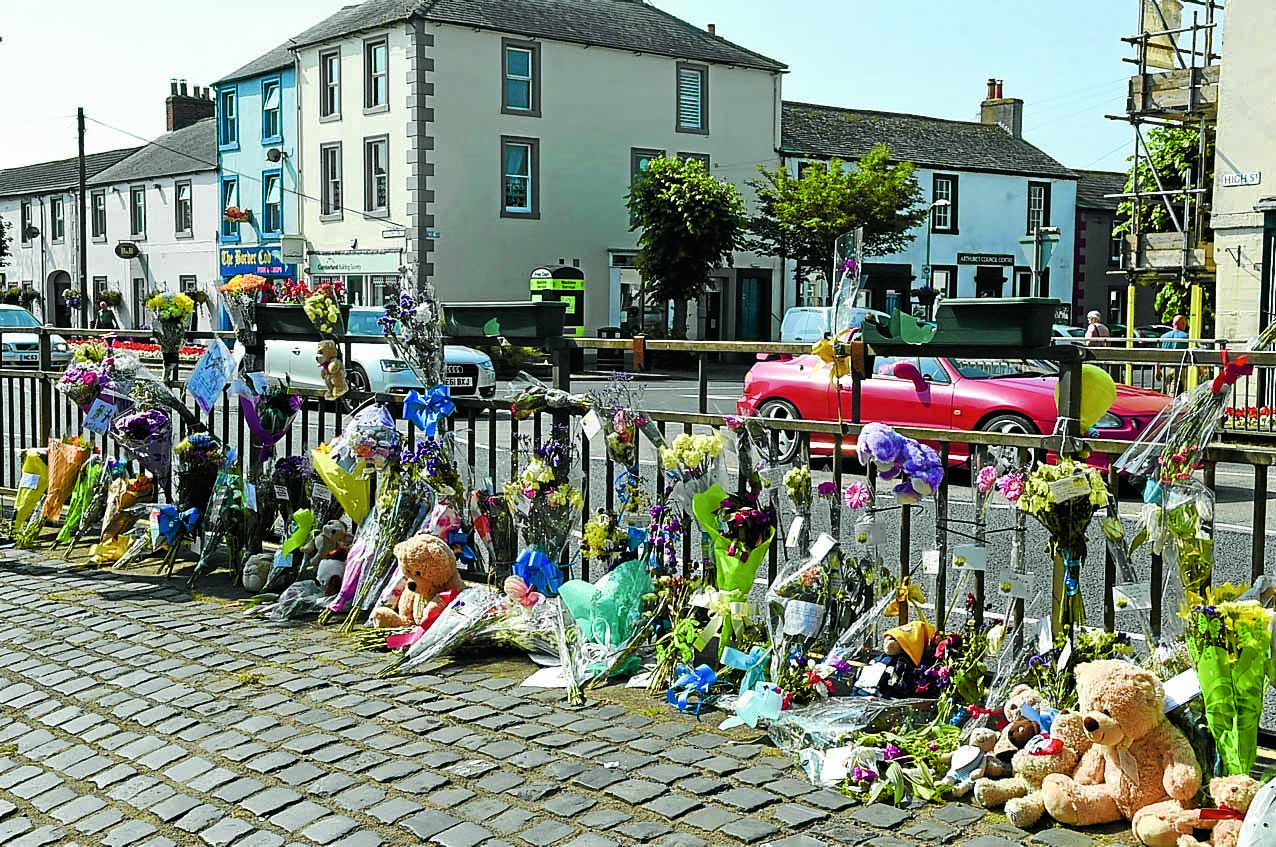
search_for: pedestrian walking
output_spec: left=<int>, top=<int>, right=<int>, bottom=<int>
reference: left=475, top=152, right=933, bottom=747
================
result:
left=1084, top=310, right=1110, bottom=347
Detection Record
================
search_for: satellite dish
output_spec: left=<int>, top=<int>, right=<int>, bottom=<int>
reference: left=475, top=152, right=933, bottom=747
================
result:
left=265, top=147, right=284, bottom=163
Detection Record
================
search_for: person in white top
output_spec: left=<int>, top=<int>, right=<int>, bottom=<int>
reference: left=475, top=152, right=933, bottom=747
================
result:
left=1084, top=310, right=1110, bottom=346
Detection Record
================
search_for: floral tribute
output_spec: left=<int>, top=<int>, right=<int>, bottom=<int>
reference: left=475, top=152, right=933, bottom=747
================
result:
left=856, top=423, right=944, bottom=505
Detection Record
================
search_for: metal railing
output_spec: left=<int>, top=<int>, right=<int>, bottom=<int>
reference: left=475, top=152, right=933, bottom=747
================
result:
left=3, top=329, right=1274, bottom=638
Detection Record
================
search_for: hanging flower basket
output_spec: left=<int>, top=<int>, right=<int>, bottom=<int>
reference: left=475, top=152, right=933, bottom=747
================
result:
left=63, top=291, right=83, bottom=310
left=100, top=291, right=123, bottom=307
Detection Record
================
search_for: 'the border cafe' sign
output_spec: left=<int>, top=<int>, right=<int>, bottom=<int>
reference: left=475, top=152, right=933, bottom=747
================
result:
left=218, top=246, right=297, bottom=278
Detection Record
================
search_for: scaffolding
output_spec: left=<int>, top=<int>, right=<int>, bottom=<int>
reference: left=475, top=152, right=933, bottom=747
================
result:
left=1107, top=0, right=1222, bottom=311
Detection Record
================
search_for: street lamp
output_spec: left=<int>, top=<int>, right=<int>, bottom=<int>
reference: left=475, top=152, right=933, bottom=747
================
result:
left=921, top=199, right=951, bottom=318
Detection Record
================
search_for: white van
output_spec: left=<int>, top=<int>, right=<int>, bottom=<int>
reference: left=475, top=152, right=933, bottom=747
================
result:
left=779, top=306, right=889, bottom=343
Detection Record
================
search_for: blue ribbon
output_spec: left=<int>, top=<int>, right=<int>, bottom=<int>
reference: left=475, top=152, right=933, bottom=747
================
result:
left=514, top=549, right=563, bottom=596
left=404, top=384, right=455, bottom=436
left=667, top=664, right=716, bottom=714
left=1019, top=702, right=1059, bottom=733
left=156, top=505, right=201, bottom=545
left=720, top=645, right=769, bottom=696
left=625, top=526, right=647, bottom=553
left=447, top=529, right=476, bottom=563
left=1064, top=555, right=1082, bottom=597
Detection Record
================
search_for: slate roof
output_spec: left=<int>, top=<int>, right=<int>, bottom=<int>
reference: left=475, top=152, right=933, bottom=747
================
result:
left=288, top=0, right=786, bottom=71
left=1074, top=169, right=1127, bottom=211
left=0, top=147, right=139, bottom=199
left=780, top=101, right=1077, bottom=180
left=217, top=39, right=295, bottom=84
left=90, top=118, right=216, bottom=185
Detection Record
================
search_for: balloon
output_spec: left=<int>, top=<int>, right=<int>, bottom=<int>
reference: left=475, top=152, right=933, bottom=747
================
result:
left=1055, top=364, right=1117, bottom=431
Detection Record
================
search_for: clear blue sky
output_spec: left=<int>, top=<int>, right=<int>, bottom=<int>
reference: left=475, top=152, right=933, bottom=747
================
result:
left=0, top=0, right=1135, bottom=174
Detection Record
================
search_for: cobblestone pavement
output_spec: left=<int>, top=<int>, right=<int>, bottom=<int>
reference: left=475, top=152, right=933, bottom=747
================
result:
left=0, top=549, right=1133, bottom=847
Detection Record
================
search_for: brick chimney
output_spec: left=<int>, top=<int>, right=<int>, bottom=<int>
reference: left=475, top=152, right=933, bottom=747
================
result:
left=980, top=78, right=1024, bottom=139
left=166, top=78, right=215, bottom=132
left=707, top=23, right=716, bottom=35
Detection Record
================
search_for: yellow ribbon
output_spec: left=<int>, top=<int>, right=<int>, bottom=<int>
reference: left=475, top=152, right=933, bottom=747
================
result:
left=693, top=589, right=753, bottom=654
left=885, top=577, right=928, bottom=622
left=812, top=337, right=851, bottom=381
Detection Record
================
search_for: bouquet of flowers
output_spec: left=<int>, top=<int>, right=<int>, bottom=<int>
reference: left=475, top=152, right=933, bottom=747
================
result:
left=784, top=465, right=814, bottom=551
left=58, top=360, right=111, bottom=410
left=146, top=291, right=194, bottom=356
left=241, top=380, right=303, bottom=461
left=110, top=407, right=173, bottom=498
left=401, top=437, right=463, bottom=503
left=857, top=423, right=944, bottom=505
left=471, top=490, right=518, bottom=578
left=41, top=435, right=93, bottom=522
left=331, top=404, right=402, bottom=472
left=556, top=557, right=655, bottom=694
left=270, top=278, right=310, bottom=304
left=99, top=472, right=154, bottom=544
left=52, top=456, right=104, bottom=548
left=303, top=280, right=346, bottom=337
left=271, top=455, right=315, bottom=529
left=191, top=464, right=256, bottom=586
left=1183, top=586, right=1275, bottom=776
left=312, top=443, right=372, bottom=525
left=509, top=373, right=590, bottom=422
left=767, top=535, right=844, bottom=698
left=107, top=350, right=202, bottom=431
left=380, top=276, right=443, bottom=387
left=580, top=509, right=633, bottom=572
left=1018, top=457, right=1109, bottom=636
left=502, top=429, right=584, bottom=596
left=660, top=430, right=727, bottom=510
left=383, top=586, right=560, bottom=677
left=219, top=273, right=268, bottom=346
left=174, top=433, right=225, bottom=519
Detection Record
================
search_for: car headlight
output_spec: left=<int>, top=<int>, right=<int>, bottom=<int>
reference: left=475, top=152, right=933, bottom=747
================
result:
left=0, top=343, right=11, bottom=353
left=1095, top=412, right=1123, bottom=430
left=380, top=359, right=410, bottom=373
left=478, top=360, right=495, bottom=374
left=54, top=342, right=68, bottom=353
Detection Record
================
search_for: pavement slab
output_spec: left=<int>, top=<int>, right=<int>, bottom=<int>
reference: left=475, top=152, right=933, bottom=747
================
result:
left=0, top=552, right=1148, bottom=847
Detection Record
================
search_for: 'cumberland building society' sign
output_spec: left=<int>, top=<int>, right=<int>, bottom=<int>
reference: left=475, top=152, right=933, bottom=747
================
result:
left=219, top=247, right=296, bottom=277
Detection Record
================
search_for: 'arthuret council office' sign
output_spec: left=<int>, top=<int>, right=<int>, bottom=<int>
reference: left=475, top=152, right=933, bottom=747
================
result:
left=219, top=246, right=297, bottom=277
left=956, top=253, right=1016, bottom=266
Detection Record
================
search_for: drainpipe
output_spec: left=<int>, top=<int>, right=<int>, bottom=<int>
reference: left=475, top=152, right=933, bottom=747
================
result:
left=37, top=197, right=47, bottom=322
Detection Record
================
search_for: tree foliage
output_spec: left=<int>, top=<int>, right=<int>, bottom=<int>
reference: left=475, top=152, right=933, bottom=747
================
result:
left=626, top=156, right=747, bottom=339
left=747, top=145, right=927, bottom=282
left=1116, top=125, right=1214, bottom=238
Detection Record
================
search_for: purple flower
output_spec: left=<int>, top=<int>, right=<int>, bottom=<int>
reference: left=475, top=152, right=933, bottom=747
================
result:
left=816, top=481, right=838, bottom=498
left=976, top=466, right=998, bottom=493
left=997, top=472, right=1025, bottom=502
left=882, top=744, right=904, bottom=762
left=723, top=415, right=743, bottom=432
left=857, top=423, right=904, bottom=471
left=843, top=481, right=870, bottom=509
left=851, top=766, right=877, bottom=784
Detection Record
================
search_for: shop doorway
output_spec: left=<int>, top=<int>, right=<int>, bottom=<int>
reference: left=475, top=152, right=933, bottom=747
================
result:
left=49, top=270, right=73, bottom=327
left=975, top=266, right=1006, bottom=298
left=735, top=271, right=772, bottom=340
left=862, top=263, right=913, bottom=314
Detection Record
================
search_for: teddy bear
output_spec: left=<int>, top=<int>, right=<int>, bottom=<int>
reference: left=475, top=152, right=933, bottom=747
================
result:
left=303, top=520, right=350, bottom=569
left=939, top=728, right=1005, bottom=797
left=241, top=553, right=273, bottom=594
left=370, top=534, right=464, bottom=630
left=1041, top=660, right=1201, bottom=847
left=1169, top=776, right=1263, bottom=847
left=852, top=620, right=936, bottom=698
left=975, top=710, right=1094, bottom=828
left=316, top=340, right=348, bottom=400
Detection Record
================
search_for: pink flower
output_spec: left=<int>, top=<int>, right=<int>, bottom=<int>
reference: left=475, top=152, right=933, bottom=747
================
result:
left=976, top=466, right=998, bottom=493
left=843, top=482, right=870, bottom=509
left=996, top=472, right=1025, bottom=502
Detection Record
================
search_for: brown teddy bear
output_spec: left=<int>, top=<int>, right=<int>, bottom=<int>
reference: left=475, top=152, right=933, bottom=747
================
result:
left=370, top=534, right=464, bottom=630
left=975, top=711, right=1093, bottom=828
left=1041, top=660, right=1201, bottom=847
left=316, top=340, right=348, bottom=400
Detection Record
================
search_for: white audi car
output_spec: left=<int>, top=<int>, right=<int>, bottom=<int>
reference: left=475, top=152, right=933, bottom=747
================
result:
left=264, top=307, right=496, bottom=398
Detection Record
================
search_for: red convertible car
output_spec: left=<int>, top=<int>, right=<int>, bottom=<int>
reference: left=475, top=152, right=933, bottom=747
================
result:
left=737, top=353, right=1170, bottom=465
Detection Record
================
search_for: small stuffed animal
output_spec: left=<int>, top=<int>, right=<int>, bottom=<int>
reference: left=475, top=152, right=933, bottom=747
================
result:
left=316, top=340, right=348, bottom=400
left=852, top=620, right=935, bottom=698
left=975, top=711, right=1093, bottom=828
left=992, top=718, right=1042, bottom=762
left=370, top=534, right=464, bottom=630
left=303, top=520, right=350, bottom=567
left=317, top=558, right=346, bottom=596
left=241, top=553, right=273, bottom=593
left=1173, top=776, right=1262, bottom=847
left=939, top=728, right=1003, bottom=797
left=1041, top=660, right=1202, bottom=847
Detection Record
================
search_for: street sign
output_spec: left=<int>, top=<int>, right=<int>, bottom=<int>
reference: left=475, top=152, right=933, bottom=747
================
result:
left=280, top=235, right=306, bottom=263
left=1221, top=171, right=1261, bottom=188
left=381, top=227, right=406, bottom=239
left=956, top=253, right=1015, bottom=266
left=114, top=242, right=141, bottom=260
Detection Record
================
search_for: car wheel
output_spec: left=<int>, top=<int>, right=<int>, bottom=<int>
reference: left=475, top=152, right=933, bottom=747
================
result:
left=756, top=398, right=802, bottom=465
left=346, top=364, right=370, bottom=395
left=977, top=413, right=1038, bottom=469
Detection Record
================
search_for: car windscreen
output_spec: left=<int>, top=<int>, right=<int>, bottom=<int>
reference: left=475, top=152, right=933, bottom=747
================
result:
left=0, top=310, right=39, bottom=328
left=949, top=358, right=1059, bottom=379
left=347, top=311, right=389, bottom=336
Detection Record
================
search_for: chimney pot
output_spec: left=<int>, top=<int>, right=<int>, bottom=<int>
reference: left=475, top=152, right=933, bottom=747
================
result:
left=995, top=80, right=1004, bottom=98
left=707, top=23, right=716, bottom=34
left=166, top=79, right=216, bottom=132
left=179, top=80, right=188, bottom=96
left=986, top=78, right=997, bottom=100
left=170, top=80, right=178, bottom=95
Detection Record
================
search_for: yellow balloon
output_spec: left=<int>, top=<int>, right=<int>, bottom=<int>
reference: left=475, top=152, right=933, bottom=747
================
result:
left=1056, top=364, right=1117, bottom=431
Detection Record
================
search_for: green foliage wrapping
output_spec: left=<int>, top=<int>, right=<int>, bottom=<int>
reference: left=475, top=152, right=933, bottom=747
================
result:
left=626, top=157, right=747, bottom=339
left=747, top=145, right=927, bottom=280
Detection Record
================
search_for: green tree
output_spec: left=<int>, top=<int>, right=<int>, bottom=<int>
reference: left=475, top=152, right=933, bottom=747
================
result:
left=626, top=156, right=747, bottom=339
left=747, top=145, right=927, bottom=286
left=1116, top=126, right=1215, bottom=322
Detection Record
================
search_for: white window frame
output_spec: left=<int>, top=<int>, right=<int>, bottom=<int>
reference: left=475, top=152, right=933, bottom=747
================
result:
left=49, top=196, right=65, bottom=242
left=20, top=201, right=33, bottom=244
left=932, top=175, right=957, bottom=232
left=364, top=37, right=388, bottom=112
left=502, top=40, right=540, bottom=116
left=261, top=78, right=282, bottom=141
left=90, top=190, right=107, bottom=241
left=218, top=88, right=238, bottom=147
left=501, top=136, right=538, bottom=219
left=129, top=185, right=146, bottom=238
left=320, top=143, right=343, bottom=219
left=676, top=62, right=708, bottom=134
left=320, top=49, right=341, bottom=120
left=261, top=171, right=283, bottom=235
left=174, top=180, right=193, bottom=238
left=363, top=136, right=389, bottom=216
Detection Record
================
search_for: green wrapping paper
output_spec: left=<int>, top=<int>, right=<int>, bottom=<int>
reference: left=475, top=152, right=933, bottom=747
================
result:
left=55, top=459, right=103, bottom=544
left=1186, top=599, right=1275, bottom=775
left=691, top=484, right=775, bottom=594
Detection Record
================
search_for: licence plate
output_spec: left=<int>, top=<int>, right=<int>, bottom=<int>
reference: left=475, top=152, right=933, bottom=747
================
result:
left=20, top=354, right=36, bottom=362
left=444, top=376, right=474, bottom=388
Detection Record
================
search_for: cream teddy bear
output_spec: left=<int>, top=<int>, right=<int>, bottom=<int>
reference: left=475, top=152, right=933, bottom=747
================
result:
left=975, top=710, right=1093, bottom=828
